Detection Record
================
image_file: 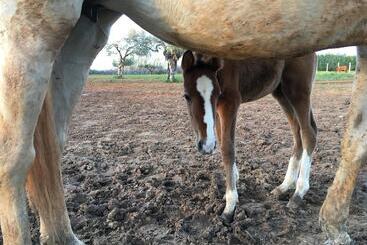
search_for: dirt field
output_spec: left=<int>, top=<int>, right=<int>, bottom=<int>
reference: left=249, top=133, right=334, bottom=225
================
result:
left=2, top=80, right=366, bottom=244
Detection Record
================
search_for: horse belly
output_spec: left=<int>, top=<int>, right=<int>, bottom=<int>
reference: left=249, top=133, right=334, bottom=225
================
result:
left=239, top=61, right=284, bottom=102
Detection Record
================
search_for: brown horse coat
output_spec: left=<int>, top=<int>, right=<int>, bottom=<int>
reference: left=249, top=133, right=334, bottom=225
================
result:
left=183, top=51, right=317, bottom=223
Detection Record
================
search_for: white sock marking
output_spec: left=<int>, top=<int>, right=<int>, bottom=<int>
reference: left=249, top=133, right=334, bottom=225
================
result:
left=224, top=189, right=238, bottom=215
left=234, top=162, right=239, bottom=182
left=295, top=150, right=312, bottom=198
left=196, top=75, right=215, bottom=153
left=278, top=156, right=300, bottom=192
left=223, top=163, right=239, bottom=214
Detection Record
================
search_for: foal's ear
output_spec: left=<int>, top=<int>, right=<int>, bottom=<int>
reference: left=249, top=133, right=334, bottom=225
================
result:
left=181, top=50, right=195, bottom=72
left=209, top=57, right=224, bottom=72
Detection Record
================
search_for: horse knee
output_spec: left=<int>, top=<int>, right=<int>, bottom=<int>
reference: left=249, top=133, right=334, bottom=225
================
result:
left=0, top=143, right=35, bottom=184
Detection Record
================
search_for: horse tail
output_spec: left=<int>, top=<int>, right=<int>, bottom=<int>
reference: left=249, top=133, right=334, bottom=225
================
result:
left=26, top=93, right=64, bottom=239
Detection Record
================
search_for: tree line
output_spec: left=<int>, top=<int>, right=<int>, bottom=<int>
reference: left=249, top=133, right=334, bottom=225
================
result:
left=317, top=54, right=356, bottom=72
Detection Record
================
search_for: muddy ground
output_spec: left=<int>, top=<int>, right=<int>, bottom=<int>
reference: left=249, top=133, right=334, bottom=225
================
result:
left=2, top=80, right=367, bottom=244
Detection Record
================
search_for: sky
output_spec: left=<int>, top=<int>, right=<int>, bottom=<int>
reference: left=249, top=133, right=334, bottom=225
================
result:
left=91, top=16, right=165, bottom=70
left=91, top=16, right=357, bottom=70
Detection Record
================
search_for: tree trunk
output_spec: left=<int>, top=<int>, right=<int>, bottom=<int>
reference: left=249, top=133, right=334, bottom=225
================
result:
left=167, top=58, right=177, bottom=82
left=117, top=63, right=124, bottom=77
left=166, top=63, right=170, bottom=81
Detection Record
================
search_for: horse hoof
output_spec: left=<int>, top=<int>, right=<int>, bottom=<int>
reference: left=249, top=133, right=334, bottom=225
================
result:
left=324, top=235, right=352, bottom=245
left=320, top=221, right=352, bottom=245
left=40, top=234, right=84, bottom=245
left=319, top=208, right=352, bottom=245
left=286, top=194, right=303, bottom=209
left=220, top=212, right=235, bottom=226
left=271, top=187, right=288, bottom=201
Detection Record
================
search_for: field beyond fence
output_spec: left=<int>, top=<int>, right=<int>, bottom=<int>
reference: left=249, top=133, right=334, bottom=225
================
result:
left=88, top=71, right=355, bottom=83
left=88, top=74, right=183, bottom=83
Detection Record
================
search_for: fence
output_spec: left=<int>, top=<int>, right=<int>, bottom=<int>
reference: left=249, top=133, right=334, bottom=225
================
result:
left=317, top=54, right=356, bottom=72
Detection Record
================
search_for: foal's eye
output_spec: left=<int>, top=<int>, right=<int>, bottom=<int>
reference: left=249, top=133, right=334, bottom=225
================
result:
left=183, top=94, right=191, bottom=102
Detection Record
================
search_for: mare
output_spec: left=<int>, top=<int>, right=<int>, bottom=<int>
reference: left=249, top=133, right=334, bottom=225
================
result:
left=1, top=1, right=367, bottom=243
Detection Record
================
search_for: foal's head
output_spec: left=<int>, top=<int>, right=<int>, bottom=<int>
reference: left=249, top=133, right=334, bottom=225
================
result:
left=182, top=50, right=223, bottom=154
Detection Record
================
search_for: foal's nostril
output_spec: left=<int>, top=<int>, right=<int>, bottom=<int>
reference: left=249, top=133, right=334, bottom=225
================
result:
left=197, top=140, right=203, bottom=151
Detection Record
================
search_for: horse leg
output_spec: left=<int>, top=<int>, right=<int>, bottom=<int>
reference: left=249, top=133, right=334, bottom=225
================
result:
left=217, top=96, right=240, bottom=224
left=282, top=91, right=317, bottom=207
left=319, top=46, right=367, bottom=244
left=215, top=113, right=222, bottom=146
left=25, top=11, right=120, bottom=244
left=271, top=86, right=303, bottom=198
left=0, top=2, right=82, bottom=244
left=275, top=56, right=317, bottom=208
left=288, top=106, right=317, bottom=208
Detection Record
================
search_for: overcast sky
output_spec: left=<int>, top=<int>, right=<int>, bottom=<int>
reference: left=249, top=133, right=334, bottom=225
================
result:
left=91, top=16, right=357, bottom=70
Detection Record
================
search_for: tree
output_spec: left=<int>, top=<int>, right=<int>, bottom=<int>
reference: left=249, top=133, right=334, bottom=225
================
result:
left=317, top=54, right=356, bottom=72
left=139, top=63, right=160, bottom=74
left=106, top=30, right=162, bottom=77
left=112, top=58, right=135, bottom=76
left=162, top=45, right=184, bottom=81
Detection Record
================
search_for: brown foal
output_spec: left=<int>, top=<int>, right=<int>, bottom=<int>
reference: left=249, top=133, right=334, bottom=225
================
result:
left=182, top=50, right=317, bottom=223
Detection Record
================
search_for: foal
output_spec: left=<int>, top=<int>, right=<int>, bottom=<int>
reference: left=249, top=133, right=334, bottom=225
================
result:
left=182, top=50, right=317, bottom=223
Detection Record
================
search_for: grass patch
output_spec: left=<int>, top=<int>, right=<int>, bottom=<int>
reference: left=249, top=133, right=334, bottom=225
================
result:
left=88, top=71, right=354, bottom=83
left=88, top=74, right=183, bottom=83
left=315, top=71, right=354, bottom=81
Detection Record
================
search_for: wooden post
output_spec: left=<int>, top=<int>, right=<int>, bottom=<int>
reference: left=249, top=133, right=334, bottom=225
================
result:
left=337, top=62, right=340, bottom=68
left=348, top=62, right=352, bottom=73
left=326, top=63, right=329, bottom=72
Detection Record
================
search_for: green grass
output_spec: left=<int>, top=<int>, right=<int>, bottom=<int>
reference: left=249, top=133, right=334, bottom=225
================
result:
left=88, top=74, right=183, bottom=83
left=315, top=71, right=354, bottom=81
left=88, top=71, right=354, bottom=83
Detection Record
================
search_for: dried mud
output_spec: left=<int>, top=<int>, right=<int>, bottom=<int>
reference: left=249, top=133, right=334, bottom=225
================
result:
left=2, top=81, right=367, bottom=244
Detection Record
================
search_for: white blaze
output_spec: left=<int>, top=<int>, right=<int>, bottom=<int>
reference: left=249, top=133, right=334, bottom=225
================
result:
left=196, top=75, right=215, bottom=152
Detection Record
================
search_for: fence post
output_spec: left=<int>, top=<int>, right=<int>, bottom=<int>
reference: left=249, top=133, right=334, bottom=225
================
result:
left=348, top=62, right=351, bottom=73
left=337, top=62, right=340, bottom=68
left=326, top=63, right=329, bottom=72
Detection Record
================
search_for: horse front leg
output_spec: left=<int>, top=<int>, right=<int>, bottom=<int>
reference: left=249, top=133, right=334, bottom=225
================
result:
left=25, top=10, right=120, bottom=245
left=217, top=98, right=240, bottom=224
left=0, top=1, right=82, bottom=244
left=215, top=113, right=222, bottom=146
left=0, top=2, right=82, bottom=244
left=319, top=45, right=367, bottom=244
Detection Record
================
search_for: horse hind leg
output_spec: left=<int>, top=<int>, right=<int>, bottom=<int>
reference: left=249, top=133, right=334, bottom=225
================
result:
left=271, top=86, right=303, bottom=198
left=287, top=94, right=317, bottom=208
left=319, top=45, right=367, bottom=244
left=25, top=10, right=120, bottom=244
left=26, top=95, right=82, bottom=245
